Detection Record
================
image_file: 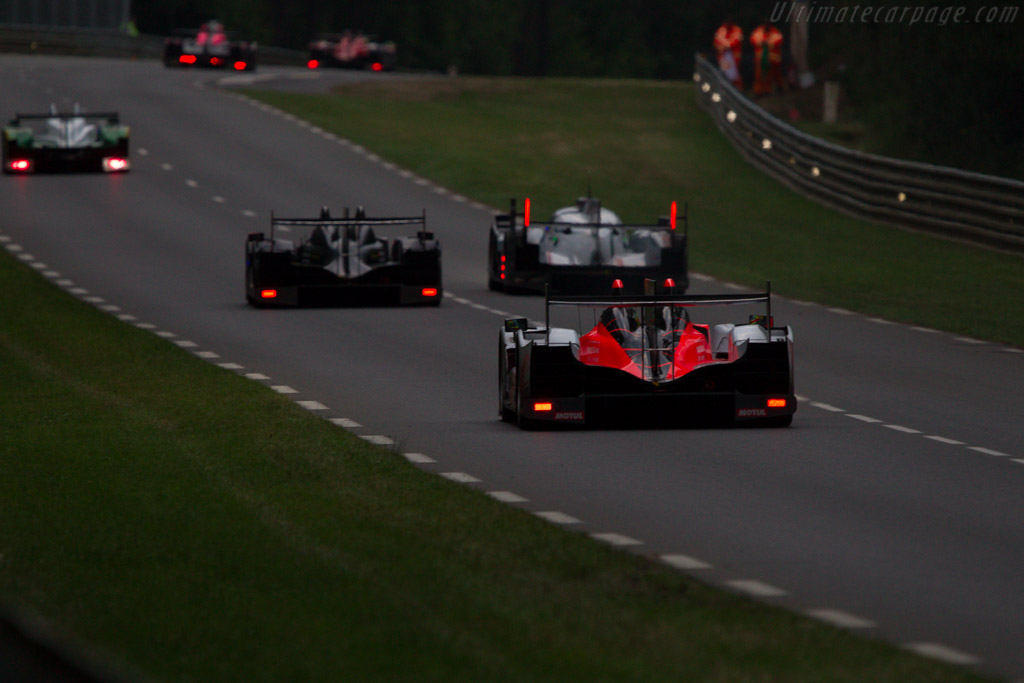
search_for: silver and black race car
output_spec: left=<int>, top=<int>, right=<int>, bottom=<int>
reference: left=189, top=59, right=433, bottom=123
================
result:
left=246, top=207, right=442, bottom=307
left=163, top=21, right=257, bottom=71
left=3, top=106, right=130, bottom=174
left=498, top=280, right=795, bottom=429
left=488, top=196, right=689, bottom=295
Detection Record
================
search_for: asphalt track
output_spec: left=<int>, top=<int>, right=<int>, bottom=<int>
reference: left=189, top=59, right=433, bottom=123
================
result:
left=2, top=55, right=1023, bottom=681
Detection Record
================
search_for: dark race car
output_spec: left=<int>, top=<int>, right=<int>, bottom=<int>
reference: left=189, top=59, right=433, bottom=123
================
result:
left=489, top=196, right=689, bottom=295
left=163, top=21, right=257, bottom=71
left=498, top=280, right=796, bottom=429
left=306, top=31, right=397, bottom=71
left=246, top=207, right=442, bottom=307
left=3, top=106, right=130, bottom=174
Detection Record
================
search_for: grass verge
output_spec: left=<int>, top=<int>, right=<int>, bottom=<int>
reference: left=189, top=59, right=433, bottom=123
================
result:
left=0, top=245, right=998, bottom=680
left=245, top=77, right=1023, bottom=348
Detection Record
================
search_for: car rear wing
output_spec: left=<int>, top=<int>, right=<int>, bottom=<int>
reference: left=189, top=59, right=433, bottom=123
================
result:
left=266, top=208, right=433, bottom=241
left=11, top=112, right=121, bottom=124
left=495, top=197, right=688, bottom=235
left=541, top=281, right=778, bottom=340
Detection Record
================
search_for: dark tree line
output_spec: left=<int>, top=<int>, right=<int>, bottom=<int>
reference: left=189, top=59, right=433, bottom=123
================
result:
left=812, top=0, right=1024, bottom=178
left=133, top=0, right=1024, bottom=178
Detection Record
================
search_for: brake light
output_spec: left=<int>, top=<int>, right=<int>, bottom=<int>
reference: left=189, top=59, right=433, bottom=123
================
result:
left=767, top=398, right=787, bottom=408
left=663, top=278, right=675, bottom=291
left=524, top=197, right=530, bottom=227
left=670, top=201, right=677, bottom=230
left=234, top=61, right=248, bottom=70
left=612, top=279, right=624, bottom=292
left=307, top=59, right=319, bottom=69
left=260, top=289, right=277, bottom=299
left=179, top=54, right=197, bottom=64
left=533, top=402, right=553, bottom=412
left=8, top=159, right=31, bottom=172
left=210, top=57, right=222, bottom=66
left=102, top=157, right=129, bottom=172
left=421, top=287, right=438, bottom=297
left=371, top=62, right=383, bottom=71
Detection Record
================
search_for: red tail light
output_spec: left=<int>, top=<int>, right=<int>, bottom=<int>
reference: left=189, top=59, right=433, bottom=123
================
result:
left=767, top=398, right=787, bottom=408
left=102, top=157, right=130, bottom=172
left=371, top=62, right=383, bottom=71
left=8, top=159, right=32, bottom=172
left=663, top=278, right=676, bottom=291
left=421, top=287, right=438, bottom=297
left=260, top=289, right=277, bottom=299
left=612, top=279, right=625, bottom=292
left=524, top=197, right=530, bottom=227
left=533, top=402, right=553, bottom=412
left=210, top=57, right=222, bottom=66
left=670, top=201, right=677, bottom=230
left=179, top=55, right=197, bottom=64
left=233, top=61, right=247, bottom=70
left=307, top=59, right=319, bottom=69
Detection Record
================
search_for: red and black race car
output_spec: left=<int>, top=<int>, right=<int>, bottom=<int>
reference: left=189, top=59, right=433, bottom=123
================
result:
left=498, top=280, right=795, bottom=429
left=246, top=207, right=441, bottom=307
left=163, top=21, right=257, bottom=71
left=306, top=31, right=396, bottom=71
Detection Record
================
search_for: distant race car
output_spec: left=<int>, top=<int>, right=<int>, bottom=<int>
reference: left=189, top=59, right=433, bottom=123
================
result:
left=163, top=21, right=257, bottom=71
left=246, top=207, right=442, bottom=307
left=498, top=280, right=796, bottom=429
left=489, top=196, right=689, bottom=295
left=3, top=106, right=130, bottom=173
left=307, top=31, right=396, bottom=71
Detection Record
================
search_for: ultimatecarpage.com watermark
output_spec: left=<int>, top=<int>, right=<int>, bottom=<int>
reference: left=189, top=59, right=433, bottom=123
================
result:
left=771, top=3, right=1019, bottom=25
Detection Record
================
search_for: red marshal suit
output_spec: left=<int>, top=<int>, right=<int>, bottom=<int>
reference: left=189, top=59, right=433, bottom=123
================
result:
left=750, top=24, right=784, bottom=95
left=713, top=22, right=744, bottom=88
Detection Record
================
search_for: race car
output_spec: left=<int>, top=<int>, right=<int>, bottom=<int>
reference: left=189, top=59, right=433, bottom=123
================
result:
left=498, top=280, right=796, bottom=429
left=163, top=21, right=257, bottom=71
left=246, top=207, right=442, bottom=307
left=3, top=106, right=130, bottom=173
left=307, top=31, right=397, bottom=71
left=489, top=196, right=689, bottom=295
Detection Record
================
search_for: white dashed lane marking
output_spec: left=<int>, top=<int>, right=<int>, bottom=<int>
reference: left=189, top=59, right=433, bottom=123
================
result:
left=885, top=424, right=921, bottom=434
left=488, top=491, right=529, bottom=503
left=805, top=609, right=876, bottom=629
left=360, top=435, right=395, bottom=446
left=403, top=452, right=435, bottom=464
left=591, top=532, right=643, bottom=547
left=726, top=580, right=788, bottom=598
left=330, top=418, right=361, bottom=428
left=660, top=554, right=712, bottom=570
left=441, top=472, right=481, bottom=483
left=535, top=511, right=581, bottom=525
left=905, top=642, right=981, bottom=666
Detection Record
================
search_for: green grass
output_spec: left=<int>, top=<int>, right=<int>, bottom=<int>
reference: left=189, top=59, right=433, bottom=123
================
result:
left=245, top=77, right=1024, bottom=348
left=0, top=236, right=996, bottom=681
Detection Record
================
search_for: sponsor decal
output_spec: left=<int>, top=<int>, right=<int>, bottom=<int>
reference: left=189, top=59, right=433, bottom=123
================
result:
left=554, top=411, right=585, bottom=421
left=736, top=408, right=768, bottom=418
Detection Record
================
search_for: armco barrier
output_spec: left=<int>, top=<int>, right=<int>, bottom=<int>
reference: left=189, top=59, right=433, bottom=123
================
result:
left=693, top=53, right=1024, bottom=253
